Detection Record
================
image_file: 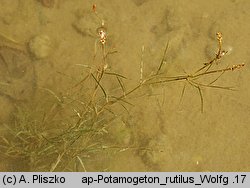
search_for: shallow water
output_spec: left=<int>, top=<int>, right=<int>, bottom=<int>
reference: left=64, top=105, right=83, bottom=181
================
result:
left=0, top=0, right=249, bottom=171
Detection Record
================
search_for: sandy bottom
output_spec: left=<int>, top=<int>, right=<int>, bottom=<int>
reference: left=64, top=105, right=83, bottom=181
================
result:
left=0, top=0, right=249, bottom=171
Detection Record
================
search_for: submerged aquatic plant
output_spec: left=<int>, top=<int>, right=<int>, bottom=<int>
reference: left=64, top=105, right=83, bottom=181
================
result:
left=0, top=5, right=245, bottom=171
